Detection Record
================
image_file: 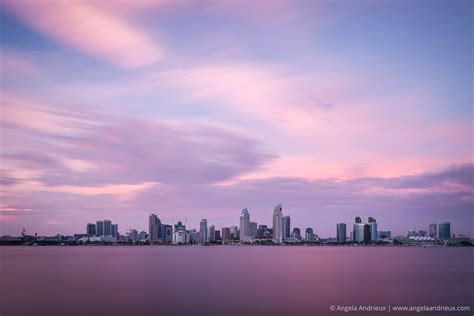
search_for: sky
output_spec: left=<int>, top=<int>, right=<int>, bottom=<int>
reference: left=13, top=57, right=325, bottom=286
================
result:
left=0, top=0, right=472, bottom=238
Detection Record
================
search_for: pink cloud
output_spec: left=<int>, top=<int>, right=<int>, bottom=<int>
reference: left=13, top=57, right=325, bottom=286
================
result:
left=1, top=0, right=162, bottom=68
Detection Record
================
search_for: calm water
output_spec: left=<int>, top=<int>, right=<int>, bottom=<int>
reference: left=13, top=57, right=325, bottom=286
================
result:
left=0, top=246, right=473, bottom=316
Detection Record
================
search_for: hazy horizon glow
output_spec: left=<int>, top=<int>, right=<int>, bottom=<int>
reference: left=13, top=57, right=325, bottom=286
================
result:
left=1, top=0, right=472, bottom=237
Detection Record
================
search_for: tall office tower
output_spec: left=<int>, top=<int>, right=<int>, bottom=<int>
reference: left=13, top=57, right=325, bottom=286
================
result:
left=305, top=227, right=314, bottom=241
left=149, top=214, right=161, bottom=242
left=200, top=219, right=208, bottom=243
left=111, top=224, right=119, bottom=239
left=363, top=224, right=371, bottom=242
left=337, top=223, right=347, bottom=243
left=214, top=230, right=221, bottom=241
left=272, top=204, right=283, bottom=244
left=292, top=228, right=301, bottom=240
left=230, top=226, right=238, bottom=240
left=282, top=215, right=291, bottom=240
left=240, top=208, right=250, bottom=241
left=249, top=222, right=258, bottom=237
left=429, top=224, right=437, bottom=238
left=257, top=225, right=267, bottom=237
left=355, top=216, right=362, bottom=224
left=163, top=225, right=173, bottom=241
left=438, top=222, right=451, bottom=240
left=368, top=217, right=377, bottom=242
left=221, top=227, right=231, bottom=241
left=86, top=223, right=96, bottom=237
left=353, top=220, right=365, bottom=243
left=104, top=220, right=112, bottom=236
left=209, top=225, right=215, bottom=241
left=96, top=221, right=104, bottom=237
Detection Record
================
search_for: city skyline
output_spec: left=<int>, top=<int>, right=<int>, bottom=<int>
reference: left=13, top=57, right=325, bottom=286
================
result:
left=1, top=1, right=472, bottom=238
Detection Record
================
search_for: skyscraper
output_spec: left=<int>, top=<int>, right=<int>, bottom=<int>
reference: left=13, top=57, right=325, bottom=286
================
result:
left=282, top=215, right=291, bottom=240
left=149, top=214, right=161, bottom=242
left=429, top=224, right=437, bottom=238
left=86, top=223, right=96, bottom=237
left=230, top=226, right=238, bottom=240
left=96, top=220, right=104, bottom=237
left=438, top=222, right=451, bottom=240
left=209, top=225, right=215, bottom=241
left=272, top=204, right=283, bottom=244
left=292, top=227, right=301, bottom=240
left=163, top=224, right=172, bottom=241
left=221, top=227, right=231, bottom=242
left=337, top=223, right=347, bottom=243
left=368, top=217, right=377, bottom=242
left=200, top=219, right=208, bottom=243
left=249, top=222, right=258, bottom=237
left=257, top=225, right=267, bottom=237
left=111, top=224, right=119, bottom=239
left=305, top=227, right=314, bottom=241
left=104, top=220, right=112, bottom=237
left=240, top=208, right=250, bottom=241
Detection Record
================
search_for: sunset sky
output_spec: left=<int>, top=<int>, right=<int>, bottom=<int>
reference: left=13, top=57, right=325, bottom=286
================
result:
left=0, top=0, right=472, bottom=237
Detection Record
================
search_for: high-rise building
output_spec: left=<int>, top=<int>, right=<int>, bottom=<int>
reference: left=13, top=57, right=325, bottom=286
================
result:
left=111, top=224, right=119, bottom=239
left=429, top=224, right=437, bottom=238
left=240, top=208, right=250, bottom=241
left=129, top=229, right=138, bottom=242
left=86, top=223, right=96, bottom=237
left=214, top=230, right=221, bottom=241
left=438, top=222, right=451, bottom=240
left=209, top=225, right=215, bottom=241
left=272, top=204, right=283, bottom=244
left=104, top=220, right=112, bottom=237
left=230, top=226, right=238, bottom=240
left=138, top=231, right=147, bottom=241
left=337, top=223, right=347, bottom=243
left=368, top=217, right=377, bottom=242
left=173, top=226, right=189, bottom=244
left=163, top=224, right=172, bottom=241
left=249, top=222, right=258, bottom=237
left=257, top=225, right=267, bottom=237
left=355, top=216, right=362, bottom=224
left=221, top=227, right=231, bottom=241
left=305, top=227, right=314, bottom=241
left=282, top=215, right=291, bottom=240
left=96, top=221, right=104, bottom=237
left=149, top=214, right=161, bottom=242
left=292, top=227, right=301, bottom=240
left=200, top=219, right=208, bottom=243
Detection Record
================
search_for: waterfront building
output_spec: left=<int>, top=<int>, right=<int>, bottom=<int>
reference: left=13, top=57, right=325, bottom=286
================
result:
left=353, top=223, right=365, bottom=243
left=240, top=208, right=250, bottom=241
left=174, top=221, right=185, bottom=232
left=378, top=230, right=391, bottom=239
left=230, top=226, right=239, bottom=240
left=292, top=228, right=301, bottom=240
left=104, top=220, right=112, bottom=236
left=138, top=231, right=147, bottom=241
left=96, top=221, right=104, bottom=237
left=305, top=227, right=314, bottom=241
left=257, top=225, right=267, bottom=237
left=368, top=217, right=377, bottom=242
left=86, top=223, right=96, bottom=237
left=129, top=229, right=138, bottom=242
left=438, top=222, right=451, bottom=240
left=209, top=225, right=215, bottom=241
left=272, top=204, right=283, bottom=244
left=188, top=229, right=199, bottom=243
left=250, top=222, right=258, bottom=237
left=429, top=224, right=437, bottom=238
left=162, top=224, right=172, bottom=242
left=221, top=227, right=231, bottom=241
left=149, top=214, right=161, bottom=242
left=215, top=230, right=221, bottom=241
left=200, top=219, right=208, bottom=243
left=336, top=223, right=347, bottom=243
left=111, top=224, right=119, bottom=239
left=173, top=227, right=189, bottom=244
left=283, top=216, right=291, bottom=240
left=418, top=230, right=427, bottom=237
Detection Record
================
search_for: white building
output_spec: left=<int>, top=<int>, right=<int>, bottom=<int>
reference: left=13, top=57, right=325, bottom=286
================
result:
left=240, top=208, right=250, bottom=241
left=173, top=228, right=190, bottom=244
left=272, top=204, right=283, bottom=244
